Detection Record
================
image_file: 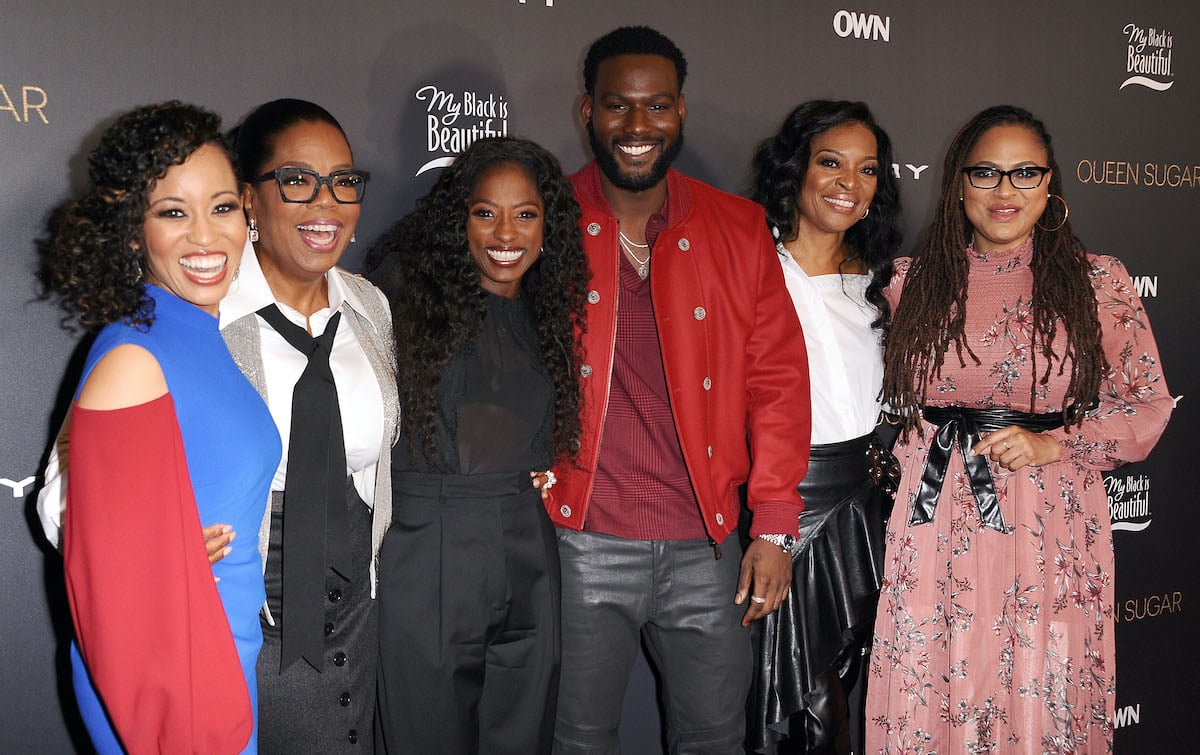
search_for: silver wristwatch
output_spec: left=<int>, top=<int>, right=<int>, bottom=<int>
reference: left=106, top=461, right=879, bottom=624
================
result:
left=757, top=533, right=796, bottom=554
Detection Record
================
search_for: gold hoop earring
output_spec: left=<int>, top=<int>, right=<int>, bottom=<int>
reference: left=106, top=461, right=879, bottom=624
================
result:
left=1036, top=194, right=1069, bottom=233
left=860, top=207, right=870, bottom=220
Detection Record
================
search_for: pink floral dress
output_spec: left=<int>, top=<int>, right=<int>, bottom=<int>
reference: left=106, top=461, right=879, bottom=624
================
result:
left=866, top=240, right=1172, bottom=754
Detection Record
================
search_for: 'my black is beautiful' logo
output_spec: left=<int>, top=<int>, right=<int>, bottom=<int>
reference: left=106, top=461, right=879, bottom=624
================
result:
left=1121, top=22, right=1174, bottom=92
left=1106, top=472, right=1152, bottom=532
left=414, top=85, right=510, bottom=176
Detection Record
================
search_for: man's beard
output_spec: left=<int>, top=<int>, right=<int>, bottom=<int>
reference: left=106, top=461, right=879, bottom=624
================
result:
left=588, top=120, right=684, bottom=193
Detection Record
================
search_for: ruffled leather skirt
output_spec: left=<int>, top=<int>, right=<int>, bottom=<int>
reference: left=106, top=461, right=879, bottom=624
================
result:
left=749, top=433, right=893, bottom=753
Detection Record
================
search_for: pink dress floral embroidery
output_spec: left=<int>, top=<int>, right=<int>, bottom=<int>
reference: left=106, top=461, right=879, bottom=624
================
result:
left=865, top=240, right=1172, bottom=754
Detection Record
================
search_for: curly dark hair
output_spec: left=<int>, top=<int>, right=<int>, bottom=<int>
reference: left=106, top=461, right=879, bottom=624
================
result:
left=42, top=101, right=231, bottom=330
left=583, top=26, right=688, bottom=95
left=369, top=136, right=589, bottom=468
left=882, top=105, right=1105, bottom=430
left=231, top=98, right=350, bottom=181
left=750, top=100, right=901, bottom=331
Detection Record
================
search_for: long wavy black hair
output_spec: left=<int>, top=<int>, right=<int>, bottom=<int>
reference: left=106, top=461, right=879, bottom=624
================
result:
left=882, top=105, right=1104, bottom=430
left=42, top=101, right=231, bottom=329
left=750, top=100, right=901, bottom=331
left=370, top=136, right=589, bottom=468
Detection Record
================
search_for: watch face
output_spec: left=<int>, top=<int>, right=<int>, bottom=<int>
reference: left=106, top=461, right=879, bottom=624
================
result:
left=783, top=534, right=796, bottom=549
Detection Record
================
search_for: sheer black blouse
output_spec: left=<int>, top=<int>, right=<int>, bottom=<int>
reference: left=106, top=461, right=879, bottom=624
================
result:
left=395, top=293, right=554, bottom=475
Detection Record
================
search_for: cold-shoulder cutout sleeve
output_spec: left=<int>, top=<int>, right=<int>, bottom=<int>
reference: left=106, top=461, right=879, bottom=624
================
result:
left=64, top=393, right=253, bottom=754
left=76, top=343, right=168, bottom=410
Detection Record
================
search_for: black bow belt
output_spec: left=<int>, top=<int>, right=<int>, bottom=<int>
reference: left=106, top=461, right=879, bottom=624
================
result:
left=911, top=406, right=1065, bottom=533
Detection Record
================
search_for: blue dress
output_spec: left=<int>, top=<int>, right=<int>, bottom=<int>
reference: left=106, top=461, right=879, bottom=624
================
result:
left=68, top=285, right=280, bottom=753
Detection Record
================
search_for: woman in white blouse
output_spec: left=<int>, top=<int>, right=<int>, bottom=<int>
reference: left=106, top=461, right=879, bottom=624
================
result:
left=747, top=100, right=902, bottom=754
left=227, top=98, right=398, bottom=753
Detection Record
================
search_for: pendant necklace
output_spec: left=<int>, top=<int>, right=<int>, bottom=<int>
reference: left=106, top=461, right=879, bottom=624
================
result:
left=618, top=230, right=650, bottom=280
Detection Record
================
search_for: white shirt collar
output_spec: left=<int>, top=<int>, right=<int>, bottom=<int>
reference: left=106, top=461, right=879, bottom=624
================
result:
left=219, top=237, right=368, bottom=329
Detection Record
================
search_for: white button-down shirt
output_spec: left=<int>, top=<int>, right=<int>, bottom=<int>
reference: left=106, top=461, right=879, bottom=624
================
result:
left=777, top=248, right=883, bottom=444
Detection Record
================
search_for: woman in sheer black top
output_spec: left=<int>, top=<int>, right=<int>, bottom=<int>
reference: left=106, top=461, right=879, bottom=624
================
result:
left=368, top=136, right=588, bottom=754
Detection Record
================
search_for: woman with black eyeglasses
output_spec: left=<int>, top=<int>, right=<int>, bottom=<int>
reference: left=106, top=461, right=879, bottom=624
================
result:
left=225, top=98, right=398, bottom=753
left=35, top=98, right=394, bottom=751
left=865, top=106, right=1172, bottom=752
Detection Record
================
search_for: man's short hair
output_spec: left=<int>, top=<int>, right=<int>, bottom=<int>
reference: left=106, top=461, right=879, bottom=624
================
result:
left=583, top=26, right=688, bottom=97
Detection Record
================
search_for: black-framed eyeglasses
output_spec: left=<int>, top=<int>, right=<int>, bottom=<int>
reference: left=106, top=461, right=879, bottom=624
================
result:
left=251, top=167, right=371, bottom=204
left=962, top=165, right=1051, bottom=190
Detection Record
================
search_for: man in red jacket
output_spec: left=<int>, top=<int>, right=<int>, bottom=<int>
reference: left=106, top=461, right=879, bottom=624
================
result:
left=545, top=26, right=812, bottom=753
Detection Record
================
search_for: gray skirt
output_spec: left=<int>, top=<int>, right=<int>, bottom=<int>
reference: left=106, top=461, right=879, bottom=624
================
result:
left=257, top=479, right=378, bottom=753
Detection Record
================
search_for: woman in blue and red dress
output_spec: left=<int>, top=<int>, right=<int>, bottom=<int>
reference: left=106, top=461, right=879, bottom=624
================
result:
left=43, top=101, right=280, bottom=754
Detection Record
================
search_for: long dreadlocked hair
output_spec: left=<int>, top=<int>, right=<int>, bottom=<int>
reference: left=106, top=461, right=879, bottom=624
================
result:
left=369, top=136, right=589, bottom=469
left=881, top=105, right=1104, bottom=432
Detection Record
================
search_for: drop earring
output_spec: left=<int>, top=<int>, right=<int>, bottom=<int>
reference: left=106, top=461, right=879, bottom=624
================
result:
left=248, top=218, right=259, bottom=243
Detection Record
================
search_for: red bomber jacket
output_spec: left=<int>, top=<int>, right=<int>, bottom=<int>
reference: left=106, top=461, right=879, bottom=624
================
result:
left=545, top=163, right=811, bottom=541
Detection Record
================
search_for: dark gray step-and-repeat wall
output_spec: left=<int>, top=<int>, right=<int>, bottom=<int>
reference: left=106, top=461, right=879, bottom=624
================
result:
left=3, top=1, right=1196, bottom=751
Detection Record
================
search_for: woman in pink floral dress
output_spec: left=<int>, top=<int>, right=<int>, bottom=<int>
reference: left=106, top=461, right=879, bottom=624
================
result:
left=866, top=105, right=1172, bottom=754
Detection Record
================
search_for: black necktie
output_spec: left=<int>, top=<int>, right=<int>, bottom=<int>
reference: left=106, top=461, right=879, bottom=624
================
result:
left=257, top=304, right=350, bottom=671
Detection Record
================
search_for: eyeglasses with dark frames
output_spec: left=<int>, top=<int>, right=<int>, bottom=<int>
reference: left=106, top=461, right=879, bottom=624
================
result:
left=251, top=167, right=371, bottom=204
left=962, top=165, right=1051, bottom=190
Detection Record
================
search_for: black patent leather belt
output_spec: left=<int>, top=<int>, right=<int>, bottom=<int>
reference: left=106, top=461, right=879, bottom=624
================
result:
left=911, top=406, right=1064, bottom=533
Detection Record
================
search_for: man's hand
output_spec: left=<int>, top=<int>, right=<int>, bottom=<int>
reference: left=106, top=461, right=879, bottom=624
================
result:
left=734, top=538, right=792, bottom=626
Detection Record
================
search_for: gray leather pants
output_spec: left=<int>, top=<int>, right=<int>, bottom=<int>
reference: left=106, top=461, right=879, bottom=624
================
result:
left=553, top=530, right=751, bottom=754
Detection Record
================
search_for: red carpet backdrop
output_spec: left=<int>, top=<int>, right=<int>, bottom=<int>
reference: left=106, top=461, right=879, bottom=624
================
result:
left=3, top=1, right=1195, bottom=751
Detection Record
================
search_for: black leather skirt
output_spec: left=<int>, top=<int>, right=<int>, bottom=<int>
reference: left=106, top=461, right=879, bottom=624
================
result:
left=749, top=433, right=893, bottom=753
